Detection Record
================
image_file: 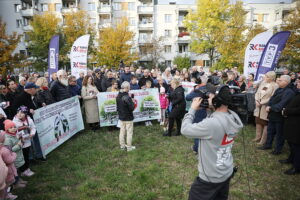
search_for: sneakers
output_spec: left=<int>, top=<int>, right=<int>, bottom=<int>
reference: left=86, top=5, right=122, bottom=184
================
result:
left=6, top=193, right=18, bottom=200
left=126, top=146, right=136, bottom=152
left=21, top=168, right=35, bottom=177
left=145, top=121, right=153, bottom=126
left=120, top=146, right=126, bottom=151
left=160, top=122, right=164, bottom=126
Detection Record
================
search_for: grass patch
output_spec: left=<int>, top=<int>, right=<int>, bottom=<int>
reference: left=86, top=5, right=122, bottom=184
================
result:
left=16, top=123, right=300, bottom=200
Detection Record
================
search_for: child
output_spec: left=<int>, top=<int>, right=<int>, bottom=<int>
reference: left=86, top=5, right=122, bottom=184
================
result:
left=159, top=87, right=169, bottom=126
left=3, top=120, right=27, bottom=189
left=13, top=106, right=36, bottom=177
left=145, top=81, right=153, bottom=126
left=0, top=131, right=18, bottom=200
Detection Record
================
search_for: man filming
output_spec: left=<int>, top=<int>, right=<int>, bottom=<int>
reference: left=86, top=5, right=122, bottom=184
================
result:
left=181, top=85, right=243, bottom=200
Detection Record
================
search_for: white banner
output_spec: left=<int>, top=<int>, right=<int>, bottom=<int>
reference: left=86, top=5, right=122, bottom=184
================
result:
left=33, top=97, right=84, bottom=157
left=243, top=31, right=273, bottom=78
left=70, top=34, right=90, bottom=79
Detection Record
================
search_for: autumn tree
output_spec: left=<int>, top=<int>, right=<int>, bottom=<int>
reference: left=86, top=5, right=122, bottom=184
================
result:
left=140, top=37, right=164, bottom=68
left=0, top=18, right=23, bottom=73
left=27, top=12, right=60, bottom=71
left=281, top=2, right=300, bottom=71
left=61, top=10, right=95, bottom=67
left=95, top=18, right=138, bottom=69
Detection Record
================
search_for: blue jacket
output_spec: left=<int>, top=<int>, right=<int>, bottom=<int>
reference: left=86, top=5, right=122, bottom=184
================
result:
left=185, top=85, right=207, bottom=123
left=120, top=72, right=132, bottom=84
left=77, top=78, right=83, bottom=90
left=68, top=85, right=81, bottom=97
left=130, top=83, right=140, bottom=90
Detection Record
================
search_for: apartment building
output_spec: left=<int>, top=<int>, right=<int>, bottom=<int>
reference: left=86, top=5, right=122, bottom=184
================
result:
left=0, top=0, right=298, bottom=68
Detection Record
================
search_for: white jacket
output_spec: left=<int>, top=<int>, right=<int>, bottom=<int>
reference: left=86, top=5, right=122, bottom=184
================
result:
left=13, top=116, right=36, bottom=148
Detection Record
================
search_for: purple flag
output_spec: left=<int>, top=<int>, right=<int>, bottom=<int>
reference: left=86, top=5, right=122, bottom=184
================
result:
left=48, top=35, right=59, bottom=81
left=255, top=31, right=291, bottom=81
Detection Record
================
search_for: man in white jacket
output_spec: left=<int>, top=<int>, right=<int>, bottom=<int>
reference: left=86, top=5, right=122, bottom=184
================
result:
left=181, top=85, right=243, bottom=200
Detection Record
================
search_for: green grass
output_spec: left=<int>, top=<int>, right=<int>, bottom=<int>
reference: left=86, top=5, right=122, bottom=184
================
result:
left=16, top=123, right=300, bottom=200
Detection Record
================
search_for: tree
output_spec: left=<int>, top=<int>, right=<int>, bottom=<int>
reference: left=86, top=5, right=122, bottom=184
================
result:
left=184, top=0, right=230, bottom=67
left=173, top=55, right=190, bottom=70
left=27, top=12, right=60, bottom=71
left=140, top=37, right=164, bottom=68
left=281, top=2, right=300, bottom=71
left=61, top=10, right=96, bottom=68
left=95, top=18, right=138, bottom=69
left=0, top=18, right=23, bottom=73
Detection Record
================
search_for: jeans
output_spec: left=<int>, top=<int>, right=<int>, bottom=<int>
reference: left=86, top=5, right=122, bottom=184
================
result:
left=265, top=121, right=284, bottom=152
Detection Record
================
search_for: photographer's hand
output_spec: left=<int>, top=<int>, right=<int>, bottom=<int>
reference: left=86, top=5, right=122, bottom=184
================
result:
left=191, top=97, right=202, bottom=111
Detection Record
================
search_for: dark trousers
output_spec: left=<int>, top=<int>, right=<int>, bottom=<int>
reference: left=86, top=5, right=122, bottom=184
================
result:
left=32, top=133, right=44, bottom=159
left=19, top=147, right=30, bottom=172
left=287, top=142, right=300, bottom=171
left=168, top=117, right=182, bottom=135
left=189, top=176, right=231, bottom=200
left=193, top=139, right=199, bottom=152
left=265, top=121, right=284, bottom=152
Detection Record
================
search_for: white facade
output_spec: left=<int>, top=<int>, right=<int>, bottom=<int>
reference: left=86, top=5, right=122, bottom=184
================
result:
left=0, top=0, right=297, bottom=68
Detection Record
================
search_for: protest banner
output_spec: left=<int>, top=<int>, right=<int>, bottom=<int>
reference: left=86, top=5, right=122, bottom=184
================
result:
left=48, top=35, right=59, bottom=82
left=98, top=88, right=161, bottom=127
left=33, top=97, right=84, bottom=157
left=181, top=81, right=196, bottom=110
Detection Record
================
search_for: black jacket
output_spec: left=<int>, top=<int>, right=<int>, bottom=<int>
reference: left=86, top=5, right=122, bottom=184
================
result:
left=94, top=76, right=103, bottom=92
left=101, top=77, right=116, bottom=92
left=283, top=91, right=300, bottom=144
left=36, top=89, right=55, bottom=108
left=138, top=76, right=153, bottom=88
left=268, top=85, right=295, bottom=122
left=5, top=90, right=20, bottom=119
left=50, top=81, right=72, bottom=102
left=12, top=91, right=37, bottom=119
left=169, top=86, right=186, bottom=118
left=116, top=91, right=134, bottom=121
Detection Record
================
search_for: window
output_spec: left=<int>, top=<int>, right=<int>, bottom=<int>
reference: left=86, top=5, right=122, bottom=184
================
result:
left=204, top=60, right=210, bottom=67
left=275, top=12, right=280, bottom=21
left=41, top=4, right=48, bottom=11
left=14, top=4, right=21, bottom=12
left=55, top=3, right=62, bottom=11
left=16, top=19, right=22, bottom=28
left=253, top=14, right=258, bottom=22
left=129, top=17, right=135, bottom=26
left=165, top=60, right=171, bottom=67
left=165, top=14, right=172, bottom=23
left=23, top=18, right=29, bottom=26
left=88, top=3, right=96, bottom=11
left=114, top=3, right=121, bottom=11
left=165, top=45, right=171, bottom=53
left=179, top=44, right=188, bottom=53
left=20, top=50, right=26, bottom=55
left=128, top=2, right=135, bottom=11
left=262, top=14, right=268, bottom=22
left=164, top=30, right=172, bottom=37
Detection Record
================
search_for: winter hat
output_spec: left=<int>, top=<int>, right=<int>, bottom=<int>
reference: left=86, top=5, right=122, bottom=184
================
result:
left=160, top=87, right=165, bottom=94
left=4, top=120, right=16, bottom=132
left=17, top=106, right=29, bottom=115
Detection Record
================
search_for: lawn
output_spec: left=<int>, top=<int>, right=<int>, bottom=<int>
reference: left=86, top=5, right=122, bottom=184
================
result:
left=16, top=123, right=300, bottom=200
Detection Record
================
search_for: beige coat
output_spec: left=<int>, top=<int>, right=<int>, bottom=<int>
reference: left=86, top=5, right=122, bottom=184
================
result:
left=81, top=85, right=100, bottom=123
left=253, top=81, right=278, bottom=120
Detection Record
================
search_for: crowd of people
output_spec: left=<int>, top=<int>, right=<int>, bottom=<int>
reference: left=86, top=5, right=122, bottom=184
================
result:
left=0, top=64, right=299, bottom=199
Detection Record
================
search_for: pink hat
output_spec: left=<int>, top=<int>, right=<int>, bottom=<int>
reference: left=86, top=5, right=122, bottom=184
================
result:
left=4, top=120, right=16, bottom=132
left=160, top=87, right=165, bottom=94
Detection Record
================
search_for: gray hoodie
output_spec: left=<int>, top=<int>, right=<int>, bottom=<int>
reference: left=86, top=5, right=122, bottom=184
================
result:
left=181, top=108, right=243, bottom=183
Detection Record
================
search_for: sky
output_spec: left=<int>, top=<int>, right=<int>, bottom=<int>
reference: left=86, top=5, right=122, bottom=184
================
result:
left=156, top=0, right=293, bottom=4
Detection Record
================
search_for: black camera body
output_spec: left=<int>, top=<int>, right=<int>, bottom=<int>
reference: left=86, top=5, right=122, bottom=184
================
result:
left=192, top=88, right=211, bottom=108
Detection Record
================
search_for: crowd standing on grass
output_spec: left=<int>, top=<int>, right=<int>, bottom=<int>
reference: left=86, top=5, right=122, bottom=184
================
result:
left=0, top=65, right=299, bottom=200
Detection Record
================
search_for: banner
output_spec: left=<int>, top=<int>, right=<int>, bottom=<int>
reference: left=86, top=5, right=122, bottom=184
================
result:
left=243, top=31, right=273, bottom=78
left=48, top=35, right=59, bottom=81
left=70, top=34, right=90, bottom=79
left=181, top=81, right=196, bottom=110
left=98, top=88, right=161, bottom=127
left=255, top=31, right=291, bottom=81
left=33, top=97, right=84, bottom=157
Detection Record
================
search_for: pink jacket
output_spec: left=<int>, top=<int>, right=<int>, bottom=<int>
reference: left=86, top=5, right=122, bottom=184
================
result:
left=159, top=94, right=169, bottom=109
left=0, top=143, right=17, bottom=185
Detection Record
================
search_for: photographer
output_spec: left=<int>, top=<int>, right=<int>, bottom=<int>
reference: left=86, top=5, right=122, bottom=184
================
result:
left=181, top=85, right=243, bottom=200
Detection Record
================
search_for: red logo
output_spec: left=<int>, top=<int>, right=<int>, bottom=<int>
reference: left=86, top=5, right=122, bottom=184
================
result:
left=221, top=134, right=234, bottom=145
left=133, top=99, right=138, bottom=110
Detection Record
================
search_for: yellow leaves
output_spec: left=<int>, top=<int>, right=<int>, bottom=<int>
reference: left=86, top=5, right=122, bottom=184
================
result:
left=96, top=17, right=138, bottom=68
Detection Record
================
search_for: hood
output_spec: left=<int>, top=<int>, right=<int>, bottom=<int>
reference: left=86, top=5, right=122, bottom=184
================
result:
left=117, top=91, right=128, bottom=98
left=212, top=110, right=243, bottom=137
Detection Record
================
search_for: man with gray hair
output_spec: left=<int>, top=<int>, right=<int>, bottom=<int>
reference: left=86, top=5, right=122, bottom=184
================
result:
left=50, top=70, right=72, bottom=102
left=17, top=76, right=27, bottom=93
left=116, top=81, right=135, bottom=151
left=260, top=75, right=295, bottom=155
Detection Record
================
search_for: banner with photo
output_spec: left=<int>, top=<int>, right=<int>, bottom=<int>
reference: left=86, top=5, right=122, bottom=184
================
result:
left=70, top=34, right=90, bottom=79
left=98, top=88, right=161, bottom=127
left=181, top=81, right=196, bottom=110
left=33, top=97, right=84, bottom=157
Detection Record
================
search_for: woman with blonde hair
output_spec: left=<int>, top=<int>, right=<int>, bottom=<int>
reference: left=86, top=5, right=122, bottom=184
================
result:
left=35, top=77, right=55, bottom=108
left=253, top=71, right=278, bottom=145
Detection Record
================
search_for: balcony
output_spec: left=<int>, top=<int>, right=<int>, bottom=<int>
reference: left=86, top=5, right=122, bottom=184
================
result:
left=20, top=8, right=36, bottom=17
left=61, top=7, right=78, bottom=14
left=138, top=38, right=152, bottom=44
left=23, top=25, right=33, bottom=31
left=138, top=6, right=153, bottom=13
left=178, top=20, right=185, bottom=27
left=98, top=23, right=111, bottom=29
left=98, top=6, right=112, bottom=13
left=178, top=35, right=191, bottom=43
left=138, top=23, right=153, bottom=30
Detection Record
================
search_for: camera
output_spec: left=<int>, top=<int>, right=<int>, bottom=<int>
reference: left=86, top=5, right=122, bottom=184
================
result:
left=228, top=86, right=249, bottom=124
left=192, top=88, right=211, bottom=108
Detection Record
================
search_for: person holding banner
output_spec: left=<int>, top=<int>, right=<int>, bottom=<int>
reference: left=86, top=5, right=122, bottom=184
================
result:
left=50, top=70, right=72, bottom=102
left=116, top=81, right=135, bottom=152
left=81, top=75, right=100, bottom=131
